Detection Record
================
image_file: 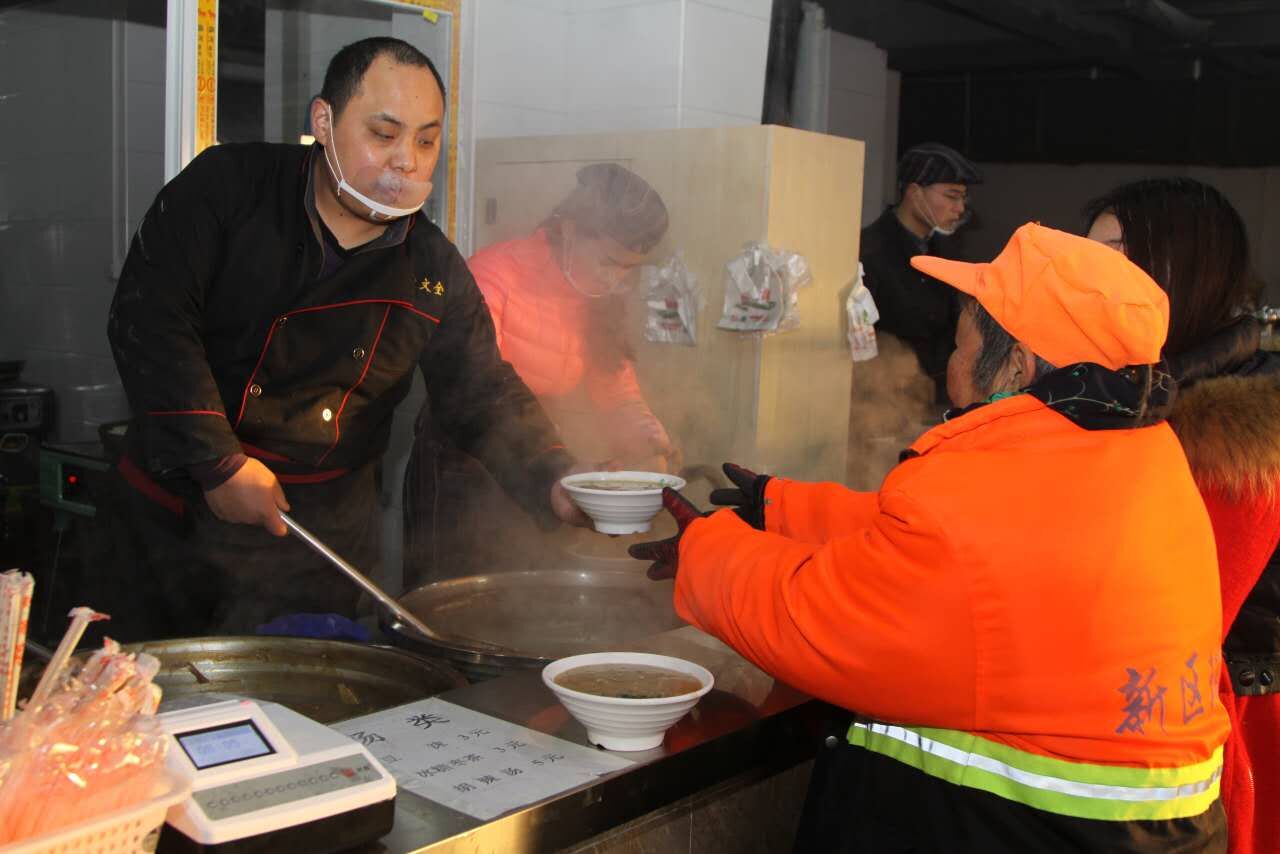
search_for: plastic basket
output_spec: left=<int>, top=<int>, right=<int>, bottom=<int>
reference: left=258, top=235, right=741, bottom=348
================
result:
left=0, top=772, right=190, bottom=854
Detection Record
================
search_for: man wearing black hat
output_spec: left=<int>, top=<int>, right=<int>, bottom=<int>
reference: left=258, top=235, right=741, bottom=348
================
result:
left=859, top=142, right=982, bottom=405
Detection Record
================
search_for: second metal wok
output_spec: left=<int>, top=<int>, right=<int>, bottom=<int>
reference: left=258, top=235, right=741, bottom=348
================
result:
left=384, top=568, right=683, bottom=681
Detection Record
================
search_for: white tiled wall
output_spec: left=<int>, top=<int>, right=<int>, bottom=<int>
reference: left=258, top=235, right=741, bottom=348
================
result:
left=473, top=0, right=769, bottom=139
left=569, top=1, right=683, bottom=113
left=0, top=2, right=164, bottom=441
left=681, top=1, right=769, bottom=119
left=569, top=106, right=683, bottom=134
left=475, top=102, right=567, bottom=138
left=695, top=0, right=771, bottom=17
left=476, top=0, right=568, bottom=113
left=677, top=107, right=759, bottom=128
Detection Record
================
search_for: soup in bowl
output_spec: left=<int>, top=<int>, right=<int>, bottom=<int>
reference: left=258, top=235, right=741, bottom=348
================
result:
left=542, top=651, right=714, bottom=751
left=559, top=471, right=687, bottom=535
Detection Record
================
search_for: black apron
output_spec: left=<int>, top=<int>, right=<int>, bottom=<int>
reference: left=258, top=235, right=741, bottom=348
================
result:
left=86, top=461, right=379, bottom=641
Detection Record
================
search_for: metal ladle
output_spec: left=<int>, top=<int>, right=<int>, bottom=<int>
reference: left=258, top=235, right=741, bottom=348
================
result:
left=280, top=512, right=514, bottom=655
left=279, top=511, right=440, bottom=642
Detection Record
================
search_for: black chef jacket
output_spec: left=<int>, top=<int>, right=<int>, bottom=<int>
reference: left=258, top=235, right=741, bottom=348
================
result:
left=98, top=142, right=571, bottom=638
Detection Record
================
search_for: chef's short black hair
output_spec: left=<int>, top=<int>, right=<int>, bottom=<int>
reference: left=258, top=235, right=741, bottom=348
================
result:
left=321, top=37, right=445, bottom=119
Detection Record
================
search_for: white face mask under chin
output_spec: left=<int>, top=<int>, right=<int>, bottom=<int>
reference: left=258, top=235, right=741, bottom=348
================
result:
left=559, top=230, right=615, bottom=299
left=915, top=194, right=963, bottom=238
left=322, top=107, right=431, bottom=221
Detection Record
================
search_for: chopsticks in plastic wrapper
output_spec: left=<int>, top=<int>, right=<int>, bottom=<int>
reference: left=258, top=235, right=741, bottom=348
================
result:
left=0, top=571, right=33, bottom=723
left=0, top=606, right=174, bottom=845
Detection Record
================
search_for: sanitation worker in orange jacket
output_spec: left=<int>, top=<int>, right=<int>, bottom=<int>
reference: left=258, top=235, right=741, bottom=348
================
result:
left=631, top=223, right=1231, bottom=852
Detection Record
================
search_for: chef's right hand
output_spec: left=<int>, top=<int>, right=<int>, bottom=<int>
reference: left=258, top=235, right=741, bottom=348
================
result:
left=204, top=458, right=290, bottom=536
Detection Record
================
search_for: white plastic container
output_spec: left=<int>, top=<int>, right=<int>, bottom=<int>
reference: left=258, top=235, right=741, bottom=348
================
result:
left=543, top=652, right=714, bottom=751
left=0, top=772, right=190, bottom=854
left=558, top=471, right=687, bottom=535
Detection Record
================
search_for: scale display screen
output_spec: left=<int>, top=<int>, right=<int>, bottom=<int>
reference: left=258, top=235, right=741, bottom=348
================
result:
left=177, top=720, right=275, bottom=770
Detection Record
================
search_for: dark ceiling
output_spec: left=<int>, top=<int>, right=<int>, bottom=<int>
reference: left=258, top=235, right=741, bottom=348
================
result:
left=820, top=0, right=1280, bottom=166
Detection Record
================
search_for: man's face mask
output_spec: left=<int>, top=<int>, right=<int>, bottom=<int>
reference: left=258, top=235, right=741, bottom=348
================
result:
left=321, top=104, right=434, bottom=221
left=914, top=184, right=971, bottom=237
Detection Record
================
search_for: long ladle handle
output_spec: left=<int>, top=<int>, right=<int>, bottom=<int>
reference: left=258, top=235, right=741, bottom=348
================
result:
left=279, top=511, right=438, bottom=642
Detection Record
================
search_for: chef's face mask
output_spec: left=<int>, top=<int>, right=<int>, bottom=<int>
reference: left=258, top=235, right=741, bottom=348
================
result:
left=321, top=104, right=434, bottom=222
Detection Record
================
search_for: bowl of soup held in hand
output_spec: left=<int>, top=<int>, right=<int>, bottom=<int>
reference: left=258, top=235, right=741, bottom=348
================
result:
left=542, top=652, right=714, bottom=751
left=559, top=471, right=687, bottom=535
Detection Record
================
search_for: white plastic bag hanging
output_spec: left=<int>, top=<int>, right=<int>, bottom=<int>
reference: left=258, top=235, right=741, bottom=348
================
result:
left=846, top=262, right=880, bottom=362
left=718, top=243, right=813, bottom=334
left=776, top=248, right=813, bottom=332
left=641, top=253, right=701, bottom=346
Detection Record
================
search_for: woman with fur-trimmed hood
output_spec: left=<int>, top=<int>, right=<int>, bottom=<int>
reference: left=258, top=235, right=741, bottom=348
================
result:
left=1088, top=179, right=1280, bottom=854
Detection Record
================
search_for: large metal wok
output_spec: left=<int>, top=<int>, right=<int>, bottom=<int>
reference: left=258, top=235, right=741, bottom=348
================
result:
left=24, top=637, right=467, bottom=724
left=385, top=569, right=683, bottom=681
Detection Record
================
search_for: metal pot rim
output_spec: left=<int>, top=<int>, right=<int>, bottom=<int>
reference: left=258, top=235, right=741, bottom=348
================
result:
left=388, top=568, right=678, bottom=674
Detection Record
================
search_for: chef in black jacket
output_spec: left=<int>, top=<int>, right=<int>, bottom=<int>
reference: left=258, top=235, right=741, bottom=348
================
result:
left=99, top=37, right=585, bottom=639
left=859, top=142, right=982, bottom=405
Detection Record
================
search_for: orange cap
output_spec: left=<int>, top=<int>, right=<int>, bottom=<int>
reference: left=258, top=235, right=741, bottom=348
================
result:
left=910, top=223, right=1169, bottom=370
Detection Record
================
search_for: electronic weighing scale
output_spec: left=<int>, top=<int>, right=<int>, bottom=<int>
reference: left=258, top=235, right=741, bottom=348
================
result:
left=155, top=696, right=396, bottom=853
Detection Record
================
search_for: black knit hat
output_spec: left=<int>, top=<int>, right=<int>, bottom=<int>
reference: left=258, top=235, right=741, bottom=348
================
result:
left=897, top=142, right=983, bottom=192
left=547, top=163, right=669, bottom=254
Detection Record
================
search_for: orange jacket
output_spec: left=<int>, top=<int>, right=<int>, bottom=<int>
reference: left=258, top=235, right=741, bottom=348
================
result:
left=468, top=231, right=667, bottom=457
left=675, top=393, right=1229, bottom=780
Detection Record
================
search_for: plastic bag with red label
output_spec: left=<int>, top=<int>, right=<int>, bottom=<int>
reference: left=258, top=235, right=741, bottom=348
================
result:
left=717, top=243, right=812, bottom=334
left=846, top=262, right=880, bottom=362
left=642, top=252, right=701, bottom=346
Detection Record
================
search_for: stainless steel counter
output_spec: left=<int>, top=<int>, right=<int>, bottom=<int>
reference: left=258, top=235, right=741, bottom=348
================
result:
left=357, top=626, right=825, bottom=853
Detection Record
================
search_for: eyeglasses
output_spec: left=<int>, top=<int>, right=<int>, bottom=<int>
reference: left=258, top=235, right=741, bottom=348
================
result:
left=928, top=186, right=969, bottom=205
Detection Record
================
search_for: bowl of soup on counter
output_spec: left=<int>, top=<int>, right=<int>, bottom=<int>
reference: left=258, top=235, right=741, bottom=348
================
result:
left=559, top=471, right=687, bottom=535
left=542, top=652, right=714, bottom=751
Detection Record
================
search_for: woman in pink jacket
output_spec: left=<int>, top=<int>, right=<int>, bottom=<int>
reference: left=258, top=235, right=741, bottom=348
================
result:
left=469, top=163, right=674, bottom=468
left=402, top=164, right=672, bottom=585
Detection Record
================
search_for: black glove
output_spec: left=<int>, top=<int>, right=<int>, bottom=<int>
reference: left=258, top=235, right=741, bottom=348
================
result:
left=708, top=463, right=771, bottom=530
left=627, top=488, right=706, bottom=581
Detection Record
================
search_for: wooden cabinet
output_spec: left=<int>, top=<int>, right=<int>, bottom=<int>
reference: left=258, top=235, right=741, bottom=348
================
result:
left=474, top=125, right=864, bottom=483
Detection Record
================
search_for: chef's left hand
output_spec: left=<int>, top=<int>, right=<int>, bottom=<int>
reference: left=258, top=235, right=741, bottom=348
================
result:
left=654, top=439, right=683, bottom=475
left=623, top=418, right=679, bottom=473
left=550, top=460, right=622, bottom=528
left=628, top=488, right=706, bottom=581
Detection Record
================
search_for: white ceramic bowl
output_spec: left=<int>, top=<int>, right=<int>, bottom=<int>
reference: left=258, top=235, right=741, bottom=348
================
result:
left=542, top=652, right=714, bottom=751
left=559, top=471, right=687, bottom=535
